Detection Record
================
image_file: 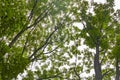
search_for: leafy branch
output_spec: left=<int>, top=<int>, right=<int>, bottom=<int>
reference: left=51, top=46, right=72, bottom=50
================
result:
left=29, top=22, right=63, bottom=61
left=8, top=3, right=52, bottom=48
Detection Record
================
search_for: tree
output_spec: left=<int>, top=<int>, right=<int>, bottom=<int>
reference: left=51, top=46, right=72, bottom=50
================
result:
left=0, top=0, right=120, bottom=80
left=0, top=0, right=74, bottom=79
left=73, top=0, right=120, bottom=80
left=80, top=2, right=114, bottom=80
left=23, top=0, right=119, bottom=80
left=0, top=0, right=28, bottom=79
left=72, top=0, right=120, bottom=80
left=111, top=9, right=120, bottom=80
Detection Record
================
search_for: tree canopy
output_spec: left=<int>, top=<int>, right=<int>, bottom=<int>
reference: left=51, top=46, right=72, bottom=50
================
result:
left=0, top=0, right=120, bottom=80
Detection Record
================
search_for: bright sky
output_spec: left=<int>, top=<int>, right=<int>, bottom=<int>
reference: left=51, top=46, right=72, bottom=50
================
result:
left=114, top=0, right=120, bottom=9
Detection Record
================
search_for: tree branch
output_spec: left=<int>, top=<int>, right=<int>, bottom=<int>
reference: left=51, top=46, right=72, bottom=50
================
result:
left=44, top=45, right=60, bottom=54
left=8, top=27, right=28, bottom=47
left=21, top=27, right=35, bottom=55
left=8, top=6, right=50, bottom=48
left=37, top=72, right=65, bottom=80
left=29, top=20, right=65, bottom=61
left=102, top=69, right=112, bottom=78
left=73, top=67, right=81, bottom=80
left=29, top=23, right=61, bottom=60
left=100, top=50, right=107, bottom=64
left=28, top=0, right=38, bottom=21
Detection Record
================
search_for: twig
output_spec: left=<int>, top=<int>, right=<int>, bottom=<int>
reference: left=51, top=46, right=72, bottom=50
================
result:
left=44, top=45, right=60, bottom=54
left=37, top=71, right=66, bottom=80
left=28, top=0, right=38, bottom=21
left=73, top=67, right=81, bottom=80
left=100, top=50, right=107, bottom=64
left=21, top=27, right=35, bottom=55
left=8, top=7, right=50, bottom=47
left=102, top=70, right=112, bottom=78
left=29, top=26, right=58, bottom=60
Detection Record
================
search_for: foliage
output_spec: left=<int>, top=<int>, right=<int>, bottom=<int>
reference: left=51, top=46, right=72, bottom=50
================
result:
left=0, top=0, right=120, bottom=80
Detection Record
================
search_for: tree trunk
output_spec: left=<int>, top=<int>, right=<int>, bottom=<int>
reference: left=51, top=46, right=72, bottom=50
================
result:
left=115, top=57, right=120, bottom=80
left=94, top=39, right=102, bottom=80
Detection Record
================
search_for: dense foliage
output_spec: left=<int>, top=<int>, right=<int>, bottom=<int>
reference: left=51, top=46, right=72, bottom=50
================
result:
left=0, top=0, right=120, bottom=80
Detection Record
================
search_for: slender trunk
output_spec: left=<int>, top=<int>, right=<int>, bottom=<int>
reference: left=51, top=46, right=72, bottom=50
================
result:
left=115, top=57, right=120, bottom=80
left=94, top=39, right=102, bottom=80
